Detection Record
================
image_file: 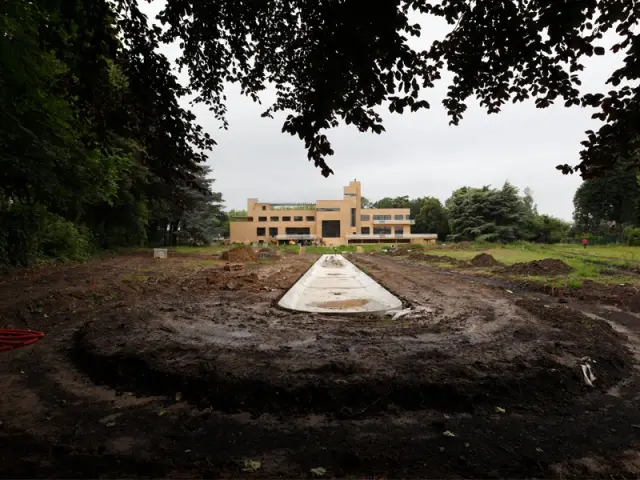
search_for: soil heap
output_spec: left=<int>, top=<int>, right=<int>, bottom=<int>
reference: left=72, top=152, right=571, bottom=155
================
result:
left=503, top=258, right=573, bottom=276
left=409, top=253, right=464, bottom=266
left=470, top=253, right=501, bottom=267
left=220, top=246, right=257, bottom=263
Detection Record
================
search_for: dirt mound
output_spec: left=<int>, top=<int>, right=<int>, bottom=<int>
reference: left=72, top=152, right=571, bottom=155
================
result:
left=220, top=246, right=257, bottom=263
left=503, top=258, right=573, bottom=276
left=471, top=253, right=501, bottom=267
left=410, top=253, right=464, bottom=266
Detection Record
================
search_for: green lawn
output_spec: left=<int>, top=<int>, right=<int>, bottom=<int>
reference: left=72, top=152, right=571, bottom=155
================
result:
left=415, top=243, right=640, bottom=288
left=168, top=244, right=228, bottom=254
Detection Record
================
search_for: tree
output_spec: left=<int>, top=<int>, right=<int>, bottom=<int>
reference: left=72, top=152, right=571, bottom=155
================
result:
left=531, top=215, right=571, bottom=244
left=120, top=0, right=640, bottom=177
left=414, top=197, right=449, bottom=240
left=361, top=197, right=373, bottom=209
left=373, top=196, right=411, bottom=209
left=0, top=0, right=223, bottom=265
left=573, top=159, right=640, bottom=237
left=446, top=183, right=528, bottom=242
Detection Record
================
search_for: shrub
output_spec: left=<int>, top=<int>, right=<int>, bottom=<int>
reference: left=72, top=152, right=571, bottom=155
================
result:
left=626, top=228, right=640, bottom=246
left=0, top=203, right=46, bottom=267
left=39, top=213, right=93, bottom=261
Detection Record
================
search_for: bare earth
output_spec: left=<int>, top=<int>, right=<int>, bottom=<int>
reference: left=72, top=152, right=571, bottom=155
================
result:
left=2, top=251, right=640, bottom=478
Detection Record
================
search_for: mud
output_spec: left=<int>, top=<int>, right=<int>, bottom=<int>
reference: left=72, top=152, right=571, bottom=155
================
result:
left=1, top=251, right=640, bottom=478
left=470, top=253, right=502, bottom=267
left=502, top=258, right=574, bottom=276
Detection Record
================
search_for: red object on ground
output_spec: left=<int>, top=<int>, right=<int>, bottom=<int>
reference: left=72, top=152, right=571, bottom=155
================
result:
left=0, top=329, right=45, bottom=352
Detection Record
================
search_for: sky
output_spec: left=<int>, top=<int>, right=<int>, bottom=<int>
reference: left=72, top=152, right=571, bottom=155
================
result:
left=139, top=2, right=622, bottom=221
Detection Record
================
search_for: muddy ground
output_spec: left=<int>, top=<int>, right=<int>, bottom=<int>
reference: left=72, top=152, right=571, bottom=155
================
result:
left=2, top=250, right=640, bottom=478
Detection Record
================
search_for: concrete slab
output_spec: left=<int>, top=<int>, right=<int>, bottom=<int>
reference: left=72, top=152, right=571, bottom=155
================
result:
left=278, top=254, right=402, bottom=313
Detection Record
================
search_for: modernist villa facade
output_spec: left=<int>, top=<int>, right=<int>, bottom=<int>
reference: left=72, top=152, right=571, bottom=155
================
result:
left=229, top=181, right=437, bottom=246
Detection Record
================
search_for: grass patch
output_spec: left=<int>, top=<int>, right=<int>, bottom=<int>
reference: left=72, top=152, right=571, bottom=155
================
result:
left=168, top=244, right=228, bottom=255
left=305, top=245, right=357, bottom=255
left=258, top=258, right=275, bottom=264
left=422, top=242, right=640, bottom=288
left=279, top=244, right=301, bottom=254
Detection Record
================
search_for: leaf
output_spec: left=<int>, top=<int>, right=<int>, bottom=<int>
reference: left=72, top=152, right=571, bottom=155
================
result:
left=241, top=459, right=261, bottom=472
left=495, top=406, right=506, bottom=413
left=175, top=392, right=182, bottom=402
left=310, top=467, right=327, bottom=477
left=158, top=410, right=168, bottom=416
left=443, top=430, right=456, bottom=437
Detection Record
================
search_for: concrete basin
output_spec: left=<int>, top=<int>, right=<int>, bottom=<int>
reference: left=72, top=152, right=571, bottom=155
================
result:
left=278, top=254, right=402, bottom=313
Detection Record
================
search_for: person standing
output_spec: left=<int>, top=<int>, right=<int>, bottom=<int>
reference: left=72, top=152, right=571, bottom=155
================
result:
left=582, top=237, right=588, bottom=249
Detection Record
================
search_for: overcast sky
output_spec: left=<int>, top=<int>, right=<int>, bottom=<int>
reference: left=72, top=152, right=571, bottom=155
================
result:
left=140, top=2, right=622, bottom=221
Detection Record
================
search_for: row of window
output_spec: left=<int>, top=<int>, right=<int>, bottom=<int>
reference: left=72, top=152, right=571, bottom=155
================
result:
left=255, top=213, right=411, bottom=222
left=258, top=216, right=315, bottom=222
left=360, top=214, right=411, bottom=221
left=361, top=226, right=403, bottom=235
left=256, top=226, right=404, bottom=237
left=257, top=227, right=311, bottom=237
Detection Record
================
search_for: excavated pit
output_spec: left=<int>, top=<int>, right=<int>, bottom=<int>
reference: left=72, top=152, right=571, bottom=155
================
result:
left=5, top=252, right=640, bottom=479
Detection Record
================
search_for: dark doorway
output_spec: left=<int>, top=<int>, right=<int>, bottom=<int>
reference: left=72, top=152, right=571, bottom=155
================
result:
left=322, top=220, right=341, bottom=238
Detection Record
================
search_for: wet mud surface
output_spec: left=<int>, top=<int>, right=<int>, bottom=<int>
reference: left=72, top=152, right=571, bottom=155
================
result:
left=2, top=252, right=640, bottom=478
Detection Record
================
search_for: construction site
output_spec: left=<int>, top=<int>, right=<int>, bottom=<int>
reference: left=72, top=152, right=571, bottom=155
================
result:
left=2, top=245, right=640, bottom=478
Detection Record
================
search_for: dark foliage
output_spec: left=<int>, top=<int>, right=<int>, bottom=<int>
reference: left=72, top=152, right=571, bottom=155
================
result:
left=128, top=0, right=639, bottom=176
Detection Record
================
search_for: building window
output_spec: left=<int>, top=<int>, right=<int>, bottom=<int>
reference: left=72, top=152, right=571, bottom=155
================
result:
left=269, top=227, right=278, bottom=237
left=373, top=226, right=391, bottom=235
left=270, top=216, right=279, bottom=221
left=394, top=215, right=403, bottom=220
left=282, top=216, right=291, bottom=221
left=350, top=208, right=356, bottom=227
left=361, top=215, right=370, bottom=221
left=361, top=227, right=370, bottom=234
left=294, top=216, right=303, bottom=221
left=285, top=227, right=310, bottom=235
left=306, top=216, right=315, bottom=221
left=317, top=208, right=340, bottom=212
left=394, top=226, right=403, bottom=235
left=373, top=215, right=392, bottom=221
left=322, top=220, right=341, bottom=238
left=406, top=215, right=411, bottom=220
left=344, top=193, right=356, bottom=197
left=262, top=206, right=266, bottom=210
left=257, top=227, right=266, bottom=236
left=258, top=216, right=267, bottom=222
